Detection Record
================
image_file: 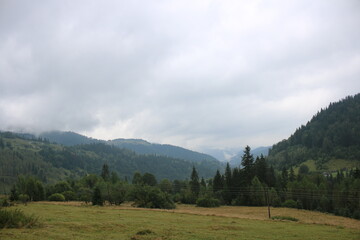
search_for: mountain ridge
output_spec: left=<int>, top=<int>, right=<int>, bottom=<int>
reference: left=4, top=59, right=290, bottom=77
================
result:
left=267, top=93, right=360, bottom=171
left=38, top=131, right=219, bottom=164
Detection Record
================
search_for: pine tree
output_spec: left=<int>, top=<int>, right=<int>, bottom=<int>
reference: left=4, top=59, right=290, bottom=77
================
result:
left=254, top=154, right=267, bottom=183
left=190, top=166, right=200, bottom=197
left=241, top=145, right=254, bottom=186
left=101, top=164, right=110, bottom=181
left=213, top=170, right=223, bottom=193
left=223, top=163, right=233, bottom=204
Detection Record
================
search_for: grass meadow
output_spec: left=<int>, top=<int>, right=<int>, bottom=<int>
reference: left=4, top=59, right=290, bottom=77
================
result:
left=1, top=202, right=359, bottom=240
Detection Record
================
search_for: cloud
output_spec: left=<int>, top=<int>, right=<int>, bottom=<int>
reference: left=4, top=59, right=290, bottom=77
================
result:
left=0, top=0, right=359, bottom=151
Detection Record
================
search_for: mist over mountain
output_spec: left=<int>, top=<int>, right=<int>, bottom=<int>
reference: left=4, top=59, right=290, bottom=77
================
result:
left=39, top=131, right=219, bottom=164
left=0, top=131, right=223, bottom=192
left=228, top=146, right=271, bottom=167
left=268, top=93, right=360, bottom=170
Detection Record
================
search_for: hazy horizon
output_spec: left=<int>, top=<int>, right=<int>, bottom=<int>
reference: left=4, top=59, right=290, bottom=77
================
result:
left=1, top=0, right=359, bottom=152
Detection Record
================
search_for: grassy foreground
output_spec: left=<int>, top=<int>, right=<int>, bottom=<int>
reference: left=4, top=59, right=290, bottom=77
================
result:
left=1, top=202, right=359, bottom=240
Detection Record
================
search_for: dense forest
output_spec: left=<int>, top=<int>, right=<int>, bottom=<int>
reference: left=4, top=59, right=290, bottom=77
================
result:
left=0, top=132, right=223, bottom=193
left=1, top=94, right=360, bottom=220
left=39, top=131, right=218, bottom=163
left=268, top=94, right=360, bottom=170
left=4, top=146, right=360, bottom=219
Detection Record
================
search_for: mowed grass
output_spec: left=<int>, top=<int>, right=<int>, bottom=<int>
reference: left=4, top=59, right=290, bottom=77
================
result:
left=0, top=202, right=359, bottom=240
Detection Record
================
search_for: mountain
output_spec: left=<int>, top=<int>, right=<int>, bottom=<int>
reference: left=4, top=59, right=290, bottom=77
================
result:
left=228, top=146, right=270, bottom=167
left=39, top=131, right=219, bottom=164
left=201, top=148, right=240, bottom=162
left=108, top=138, right=218, bottom=163
left=39, top=131, right=101, bottom=146
left=267, top=93, right=360, bottom=171
left=0, top=131, right=223, bottom=192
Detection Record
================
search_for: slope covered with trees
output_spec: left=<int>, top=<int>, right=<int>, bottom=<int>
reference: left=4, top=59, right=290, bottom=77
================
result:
left=0, top=132, right=222, bottom=193
left=39, top=131, right=219, bottom=164
left=268, top=94, right=360, bottom=170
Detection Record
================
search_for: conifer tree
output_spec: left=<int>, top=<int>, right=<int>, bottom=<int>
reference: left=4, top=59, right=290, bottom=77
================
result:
left=101, top=164, right=110, bottom=181
left=213, top=170, right=223, bottom=193
left=241, top=145, right=254, bottom=186
left=190, top=166, right=200, bottom=197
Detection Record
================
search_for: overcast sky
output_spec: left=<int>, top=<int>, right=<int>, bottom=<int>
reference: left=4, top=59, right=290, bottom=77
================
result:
left=0, top=0, right=359, bottom=152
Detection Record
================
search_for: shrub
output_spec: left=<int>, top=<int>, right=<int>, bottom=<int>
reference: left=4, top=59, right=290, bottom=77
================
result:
left=0, top=208, right=39, bottom=228
left=0, top=198, right=10, bottom=207
left=271, top=216, right=298, bottom=222
left=281, top=199, right=297, bottom=208
left=92, top=187, right=103, bottom=206
left=136, top=229, right=154, bottom=235
left=18, top=194, right=29, bottom=204
left=48, top=193, right=65, bottom=202
left=132, top=186, right=175, bottom=209
left=196, top=197, right=220, bottom=208
left=62, top=191, right=77, bottom=201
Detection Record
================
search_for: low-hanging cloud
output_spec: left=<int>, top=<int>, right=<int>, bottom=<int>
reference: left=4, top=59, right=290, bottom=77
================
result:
left=1, top=0, right=359, bottom=151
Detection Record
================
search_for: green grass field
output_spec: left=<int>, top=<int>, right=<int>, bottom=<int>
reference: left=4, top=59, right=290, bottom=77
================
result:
left=1, top=202, right=359, bottom=240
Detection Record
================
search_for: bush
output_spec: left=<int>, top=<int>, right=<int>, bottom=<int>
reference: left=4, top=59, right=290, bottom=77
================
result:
left=92, top=187, right=103, bottom=206
left=132, top=186, right=175, bottom=209
left=48, top=193, right=65, bottom=202
left=196, top=197, right=220, bottom=208
left=0, top=198, right=10, bottom=207
left=0, top=208, right=39, bottom=228
left=62, top=191, right=77, bottom=201
left=281, top=199, right=297, bottom=208
left=18, top=194, right=29, bottom=204
left=271, top=216, right=298, bottom=222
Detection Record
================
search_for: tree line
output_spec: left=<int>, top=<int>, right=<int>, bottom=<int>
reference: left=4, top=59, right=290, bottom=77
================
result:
left=4, top=146, right=360, bottom=219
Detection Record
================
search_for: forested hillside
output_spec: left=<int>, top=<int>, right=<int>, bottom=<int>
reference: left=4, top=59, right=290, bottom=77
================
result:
left=109, top=138, right=218, bottom=163
left=39, top=131, right=218, bottom=163
left=0, top=132, right=222, bottom=193
left=268, top=94, right=360, bottom=170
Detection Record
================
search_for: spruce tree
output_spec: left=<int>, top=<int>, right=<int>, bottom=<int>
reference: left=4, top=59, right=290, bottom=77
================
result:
left=254, top=154, right=267, bottom=183
left=190, top=166, right=200, bottom=197
left=241, top=145, right=254, bottom=186
left=101, top=164, right=110, bottom=181
left=213, top=170, right=223, bottom=193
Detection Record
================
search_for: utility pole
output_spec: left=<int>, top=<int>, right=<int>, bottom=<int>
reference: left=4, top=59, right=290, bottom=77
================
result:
left=264, top=187, right=271, bottom=219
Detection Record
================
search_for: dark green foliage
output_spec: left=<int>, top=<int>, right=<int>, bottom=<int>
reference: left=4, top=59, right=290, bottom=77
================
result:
left=212, top=170, right=223, bottom=193
left=101, top=164, right=110, bottom=181
left=0, top=131, right=223, bottom=192
left=268, top=94, right=360, bottom=169
left=271, top=216, right=298, bottom=222
left=62, top=191, right=77, bottom=201
left=281, top=199, right=298, bottom=208
left=132, top=172, right=143, bottom=185
left=48, top=193, right=65, bottom=201
left=136, top=229, right=154, bottom=235
left=92, top=187, right=103, bottom=206
left=196, top=197, right=220, bottom=208
left=18, top=194, right=29, bottom=204
left=298, top=164, right=309, bottom=175
left=9, top=185, right=18, bottom=201
left=12, top=176, right=45, bottom=202
left=190, top=166, right=200, bottom=197
left=132, top=185, right=175, bottom=209
left=241, top=145, right=255, bottom=186
left=159, top=179, right=173, bottom=194
left=142, top=173, right=157, bottom=186
left=0, top=208, right=39, bottom=229
left=78, top=187, right=92, bottom=204
left=0, top=198, right=10, bottom=207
